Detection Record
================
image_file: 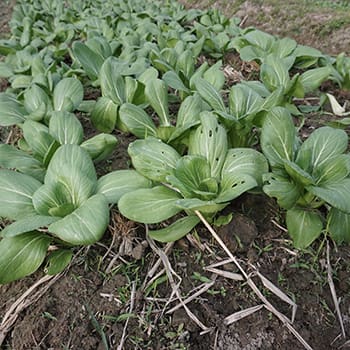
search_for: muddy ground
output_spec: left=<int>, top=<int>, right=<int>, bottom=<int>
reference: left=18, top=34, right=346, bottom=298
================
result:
left=0, top=1, right=350, bottom=350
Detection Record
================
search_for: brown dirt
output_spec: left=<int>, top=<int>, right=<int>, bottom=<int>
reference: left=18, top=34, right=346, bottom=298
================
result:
left=1, top=1, right=350, bottom=350
left=183, top=0, right=350, bottom=56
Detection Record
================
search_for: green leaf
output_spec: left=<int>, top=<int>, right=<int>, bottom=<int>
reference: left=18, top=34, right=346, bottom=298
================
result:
left=148, top=216, right=200, bottom=242
left=86, top=36, right=112, bottom=59
left=22, top=120, right=56, bottom=161
left=53, top=77, right=84, bottom=112
left=125, top=77, right=142, bottom=104
left=176, top=50, right=195, bottom=79
left=167, top=155, right=214, bottom=198
left=0, top=231, right=51, bottom=284
left=203, top=61, right=225, bottom=91
left=327, top=208, right=350, bottom=244
left=80, top=134, right=118, bottom=162
left=96, top=169, right=152, bottom=204
left=44, top=145, right=97, bottom=208
left=272, top=37, right=297, bottom=58
left=296, top=126, right=348, bottom=173
left=1, top=215, right=59, bottom=238
left=0, top=169, right=42, bottom=220
left=286, top=209, right=323, bottom=248
left=216, top=173, right=257, bottom=203
left=0, top=93, right=26, bottom=126
left=169, top=95, right=203, bottom=142
left=260, top=57, right=290, bottom=92
left=46, top=249, right=73, bottom=275
left=244, top=29, right=275, bottom=51
left=229, top=84, right=263, bottom=119
left=48, top=203, right=75, bottom=217
left=283, top=160, right=314, bottom=186
left=261, top=107, right=297, bottom=167
left=194, top=78, right=226, bottom=112
left=213, top=213, right=233, bottom=227
left=300, top=66, right=332, bottom=93
left=23, top=84, right=50, bottom=116
left=100, top=57, right=126, bottom=105
left=0, top=62, right=13, bottom=78
left=33, top=182, right=74, bottom=216
left=128, top=138, right=181, bottom=182
left=221, top=148, right=268, bottom=186
left=119, top=186, right=182, bottom=224
left=0, top=144, right=45, bottom=181
left=314, top=154, right=350, bottom=185
left=145, top=78, right=170, bottom=126
left=188, top=112, right=228, bottom=178
left=176, top=93, right=203, bottom=127
left=175, top=198, right=226, bottom=214
left=11, top=75, right=32, bottom=89
left=119, top=103, right=157, bottom=138
left=42, top=140, right=61, bottom=168
left=49, top=111, right=84, bottom=145
left=138, top=67, right=159, bottom=84
left=163, top=71, right=190, bottom=92
left=261, top=87, right=284, bottom=111
left=48, top=194, right=109, bottom=245
left=307, top=179, right=350, bottom=213
left=72, top=41, right=104, bottom=81
left=263, top=173, right=302, bottom=210
left=91, top=97, right=118, bottom=133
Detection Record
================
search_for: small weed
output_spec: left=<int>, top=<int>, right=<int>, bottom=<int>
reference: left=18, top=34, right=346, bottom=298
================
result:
left=191, top=271, right=211, bottom=283
left=207, top=286, right=227, bottom=297
left=252, top=241, right=274, bottom=256
left=144, top=274, right=168, bottom=296
left=85, top=304, right=109, bottom=350
left=41, top=311, right=57, bottom=321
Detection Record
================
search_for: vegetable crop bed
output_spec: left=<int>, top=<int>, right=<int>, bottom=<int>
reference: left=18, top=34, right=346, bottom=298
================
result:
left=0, top=1, right=349, bottom=349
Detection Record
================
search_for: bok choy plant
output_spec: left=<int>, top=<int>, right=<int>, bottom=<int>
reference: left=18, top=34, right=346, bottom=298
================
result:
left=193, top=76, right=285, bottom=147
left=0, top=144, right=152, bottom=284
left=89, top=56, right=154, bottom=133
left=0, top=110, right=118, bottom=182
left=230, top=28, right=325, bottom=68
left=118, top=112, right=268, bottom=242
left=261, top=107, right=350, bottom=248
left=0, top=77, right=84, bottom=126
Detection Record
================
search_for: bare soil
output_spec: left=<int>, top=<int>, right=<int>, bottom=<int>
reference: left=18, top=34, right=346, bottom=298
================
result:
left=1, top=2, right=350, bottom=350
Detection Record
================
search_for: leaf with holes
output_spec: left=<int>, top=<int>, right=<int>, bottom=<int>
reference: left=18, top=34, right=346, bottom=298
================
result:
left=261, top=107, right=297, bottom=168
left=188, top=112, right=228, bottom=179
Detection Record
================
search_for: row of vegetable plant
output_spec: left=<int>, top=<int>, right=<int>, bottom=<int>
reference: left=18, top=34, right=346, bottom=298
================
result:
left=0, top=0, right=349, bottom=284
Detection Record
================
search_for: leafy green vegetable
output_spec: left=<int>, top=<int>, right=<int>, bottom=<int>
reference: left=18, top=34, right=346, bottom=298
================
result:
left=0, top=144, right=150, bottom=283
left=261, top=107, right=350, bottom=247
left=119, top=114, right=267, bottom=241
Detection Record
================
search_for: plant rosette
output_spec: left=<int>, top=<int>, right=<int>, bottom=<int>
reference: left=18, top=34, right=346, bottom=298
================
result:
left=0, top=110, right=118, bottom=182
left=118, top=111, right=268, bottom=242
left=0, top=144, right=151, bottom=284
left=261, top=106, right=350, bottom=248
